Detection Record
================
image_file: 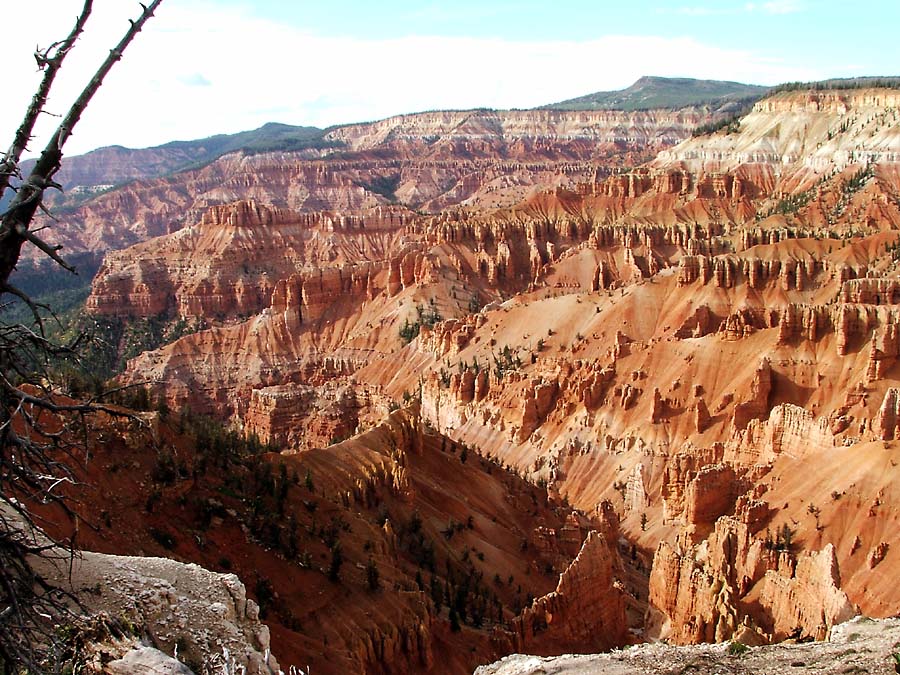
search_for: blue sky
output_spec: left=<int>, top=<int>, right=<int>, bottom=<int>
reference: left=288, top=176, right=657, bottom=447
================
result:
left=248, top=1, right=887, bottom=47
left=5, top=0, right=899, bottom=155
left=243, top=0, right=899, bottom=80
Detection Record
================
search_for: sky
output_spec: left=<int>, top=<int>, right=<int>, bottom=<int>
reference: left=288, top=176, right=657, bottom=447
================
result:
left=4, top=0, right=900, bottom=156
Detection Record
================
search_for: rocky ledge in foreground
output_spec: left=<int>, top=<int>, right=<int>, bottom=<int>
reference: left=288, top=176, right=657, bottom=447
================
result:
left=476, top=617, right=900, bottom=675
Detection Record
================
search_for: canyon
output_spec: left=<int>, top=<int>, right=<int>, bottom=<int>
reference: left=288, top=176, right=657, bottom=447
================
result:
left=34, top=404, right=628, bottom=675
left=16, top=82, right=900, bottom=673
left=26, top=96, right=736, bottom=260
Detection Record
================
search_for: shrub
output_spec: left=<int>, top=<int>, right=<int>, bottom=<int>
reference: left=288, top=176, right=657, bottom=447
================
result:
left=692, top=115, right=742, bottom=137
left=399, top=318, right=420, bottom=344
left=151, top=449, right=178, bottom=485
left=255, top=577, right=274, bottom=618
left=728, top=641, right=750, bottom=656
left=149, top=528, right=177, bottom=551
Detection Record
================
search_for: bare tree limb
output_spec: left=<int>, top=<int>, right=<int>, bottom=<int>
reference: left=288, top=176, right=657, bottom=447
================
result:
left=0, top=3, right=165, bottom=672
left=0, top=0, right=92, bottom=200
left=13, top=221, right=75, bottom=273
left=0, top=0, right=164, bottom=287
left=0, top=281, right=50, bottom=333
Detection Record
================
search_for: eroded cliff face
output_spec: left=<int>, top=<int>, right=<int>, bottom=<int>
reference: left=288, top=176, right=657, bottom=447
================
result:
left=657, top=89, right=900, bottom=175
left=88, top=200, right=408, bottom=318
left=243, top=380, right=364, bottom=451
left=493, top=508, right=630, bottom=656
left=34, top=106, right=718, bottom=258
left=646, top=517, right=855, bottom=645
left=380, top=218, right=900, bottom=640
left=324, top=108, right=710, bottom=157
left=66, top=88, right=900, bottom=667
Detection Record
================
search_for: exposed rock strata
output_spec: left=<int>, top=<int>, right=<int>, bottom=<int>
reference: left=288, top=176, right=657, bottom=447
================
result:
left=647, top=517, right=855, bottom=645
left=37, top=105, right=722, bottom=258
left=494, top=517, right=629, bottom=655
left=73, top=88, right=900, bottom=667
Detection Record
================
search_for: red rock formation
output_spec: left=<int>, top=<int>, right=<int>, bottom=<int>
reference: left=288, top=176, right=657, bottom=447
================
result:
left=875, top=388, right=900, bottom=440
left=33, top=403, right=615, bottom=675
left=34, top=105, right=725, bottom=259
left=732, top=359, right=773, bottom=431
left=683, top=464, right=744, bottom=526
left=749, top=544, right=857, bottom=641
left=518, top=378, right=559, bottom=442
left=496, top=523, right=629, bottom=655
left=648, top=517, right=855, bottom=644
left=759, top=404, right=835, bottom=459
left=77, top=88, right=900, bottom=665
left=89, top=200, right=405, bottom=319
left=625, top=463, right=649, bottom=515
left=694, top=398, right=711, bottom=433
left=244, top=382, right=362, bottom=451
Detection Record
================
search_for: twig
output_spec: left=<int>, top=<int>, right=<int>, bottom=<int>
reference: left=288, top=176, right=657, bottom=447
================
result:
left=0, top=0, right=92, bottom=200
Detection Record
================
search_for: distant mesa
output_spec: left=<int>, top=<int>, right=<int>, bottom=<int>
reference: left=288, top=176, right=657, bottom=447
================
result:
left=542, top=75, right=770, bottom=111
left=770, top=75, right=900, bottom=92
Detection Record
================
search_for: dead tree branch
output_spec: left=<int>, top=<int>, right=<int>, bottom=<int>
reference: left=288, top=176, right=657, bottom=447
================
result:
left=0, top=2, right=164, bottom=672
left=0, top=1, right=92, bottom=199
left=0, top=0, right=164, bottom=288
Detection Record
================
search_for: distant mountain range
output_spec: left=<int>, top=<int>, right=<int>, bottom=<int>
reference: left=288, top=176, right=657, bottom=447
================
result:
left=11, top=77, right=781, bottom=201
left=154, top=122, right=331, bottom=161
left=543, top=76, right=769, bottom=111
left=21, top=76, right=900, bottom=205
left=19, top=123, right=330, bottom=207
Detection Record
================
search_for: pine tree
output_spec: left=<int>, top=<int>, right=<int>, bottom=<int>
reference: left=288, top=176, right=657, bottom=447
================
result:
left=366, top=558, right=380, bottom=591
left=328, top=542, right=344, bottom=582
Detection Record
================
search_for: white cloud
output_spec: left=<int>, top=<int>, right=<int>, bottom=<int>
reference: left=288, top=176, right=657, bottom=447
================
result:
left=178, top=73, right=212, bottom=87
left=2, top=0, right=823, bottom=156
left=761, top=0, right=805, bottom=14
left=676, top=2, right=804, bottom=15
left=673, top=6, right=735, bottom=16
